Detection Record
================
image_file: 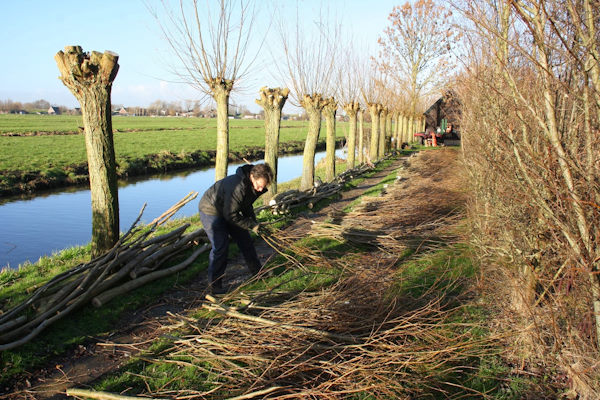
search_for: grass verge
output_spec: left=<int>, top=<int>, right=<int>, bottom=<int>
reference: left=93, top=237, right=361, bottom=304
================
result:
left=0, top=157, right=396, bottom=388
left=0, top=116, right=348, bottom=196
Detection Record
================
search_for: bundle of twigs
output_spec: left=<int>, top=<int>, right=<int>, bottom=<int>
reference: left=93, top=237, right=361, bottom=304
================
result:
left=0, top=192, right=209, bottom=351
left=255, top=161, right=377, bottom=215
left=307, top=150, right=465, bottom=254
left=144, top=256, right=496, bottom=399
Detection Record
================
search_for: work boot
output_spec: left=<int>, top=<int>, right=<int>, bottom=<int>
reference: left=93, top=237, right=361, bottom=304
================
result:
left=210, top=279, right=227, bottom=295
left=248, top=262, right=262, bottom=277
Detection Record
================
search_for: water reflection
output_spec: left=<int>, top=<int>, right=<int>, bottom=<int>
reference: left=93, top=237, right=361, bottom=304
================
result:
left=0, top=150, right=344, bottom=269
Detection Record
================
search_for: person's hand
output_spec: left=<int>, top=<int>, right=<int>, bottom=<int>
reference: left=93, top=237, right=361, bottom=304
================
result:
left=252, top=222, right=269, bottom=235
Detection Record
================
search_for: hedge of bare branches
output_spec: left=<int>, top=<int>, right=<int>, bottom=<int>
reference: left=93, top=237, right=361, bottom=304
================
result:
left=455, top=1, right=600, bottom=397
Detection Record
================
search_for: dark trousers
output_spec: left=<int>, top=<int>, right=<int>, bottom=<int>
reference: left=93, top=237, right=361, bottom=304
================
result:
left=199, top=211, right=261, bottom=286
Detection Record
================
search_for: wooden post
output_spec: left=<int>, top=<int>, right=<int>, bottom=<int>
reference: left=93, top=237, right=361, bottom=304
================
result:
left=55, top=46, right=120, bottom=256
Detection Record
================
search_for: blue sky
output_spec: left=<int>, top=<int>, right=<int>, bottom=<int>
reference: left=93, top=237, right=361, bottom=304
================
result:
left=1, top=0, right=398, bottom=113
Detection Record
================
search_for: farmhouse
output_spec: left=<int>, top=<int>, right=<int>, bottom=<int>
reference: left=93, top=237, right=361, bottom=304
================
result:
left=47, top=106, right=60, bottom=115
left=423, top=91, right=461, bottom=137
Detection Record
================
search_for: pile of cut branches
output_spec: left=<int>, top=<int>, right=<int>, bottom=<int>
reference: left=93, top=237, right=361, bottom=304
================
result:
left=309, top=149, right=465, bottom=253
left=67, top=150, right=495, bottom=399
left=132, top=235, right=493, bottom=399
left=0, top=193, right=209, bottom=351
left=256, top=161, right=378, bottom=215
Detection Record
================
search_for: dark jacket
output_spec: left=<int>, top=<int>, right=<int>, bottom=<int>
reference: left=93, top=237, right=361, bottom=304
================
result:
left=198, top=165, right=267, bottom=230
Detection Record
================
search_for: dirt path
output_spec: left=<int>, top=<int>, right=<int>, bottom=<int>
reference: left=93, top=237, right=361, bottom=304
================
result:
left=6, top=157, right=407, bottom=400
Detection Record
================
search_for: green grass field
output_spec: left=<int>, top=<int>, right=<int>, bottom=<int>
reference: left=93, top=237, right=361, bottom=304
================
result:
left=0, top=115, right=348, bottom=172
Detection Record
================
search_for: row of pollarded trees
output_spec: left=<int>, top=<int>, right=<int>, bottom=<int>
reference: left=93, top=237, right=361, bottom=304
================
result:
left=153, top=0, right=441, bottom=194
left=57, top=0, right=448, bottom=259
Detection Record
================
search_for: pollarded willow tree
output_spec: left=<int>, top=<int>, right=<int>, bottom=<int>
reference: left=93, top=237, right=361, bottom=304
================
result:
left=55, top=46, right=120, bottom=257
left=337, top=48, right=363, bottom=169
left=255, top=86, right=289, bottom=200
left=322, top=96, right=338, bottom=182
left=377, top=0, right=458, bottom=116
left=276, top=6, right=339, bottom=191
left=357, top=104, right=366, bottom=164
left=152, top=0, right=260, bottom=181
left=361, top=68, right=384, bottom=162
left=379, top=106, right=388, bottom=156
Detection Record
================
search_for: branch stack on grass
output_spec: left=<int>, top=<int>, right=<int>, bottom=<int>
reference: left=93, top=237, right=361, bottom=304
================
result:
left=310, top=150, right=465, bottom=253
left=255, top=161, right=377, bottom=215
left=96, top=150, right=495, bottom=399
left=0, top=193, right=209, bottom=351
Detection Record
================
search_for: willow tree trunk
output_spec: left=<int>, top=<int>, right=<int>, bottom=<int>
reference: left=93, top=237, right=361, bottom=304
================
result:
left=402, top=114, right=409, bottom=143
left=357, top=110, right=365, bottom=164
left=55, top=46, right=119, bottom=257
left=385, top=111, right=394, bottom=152
left=379, top=108, right=388, bottom=157
left=368, top=103, right=382, bottom=162
left=323, top=97, right=337, bottom=182
left=393, top=112, right=400, bottom=149
left=210, top=78, right=234, bottom=181
left=255, top=87, right=289, bottom=201
left=299, top=94, right=325, bottom=191
left=343, top=102, right=359, bottom=169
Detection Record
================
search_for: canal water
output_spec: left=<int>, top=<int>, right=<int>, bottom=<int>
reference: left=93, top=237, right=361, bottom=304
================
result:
left=0, top=150, right=343, bottom=270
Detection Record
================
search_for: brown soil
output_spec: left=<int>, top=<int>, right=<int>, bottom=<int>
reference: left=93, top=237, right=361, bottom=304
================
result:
left=2, top=155, right=411, bottom=400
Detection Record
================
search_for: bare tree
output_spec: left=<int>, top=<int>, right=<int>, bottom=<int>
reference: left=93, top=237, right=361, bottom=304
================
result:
left=322, top=96, right=338, bottom=181
left=378, top=0, right=458, bottom=115
left=380, top=106, right=389, bottom=156
left=337, top=49, right=362, bottom=169
left=55, top=46, right=120, bottom=257
left=360, top=65, right=384, bottom=162
left=276, top=4, right=339, bottom=190
left=255, top=86, right=289, bottom=200
left=151, top=0, right=261, bottom=181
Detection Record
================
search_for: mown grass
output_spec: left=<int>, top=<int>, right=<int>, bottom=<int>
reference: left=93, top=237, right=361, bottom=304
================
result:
left=0, top=115, right=347, bottom=172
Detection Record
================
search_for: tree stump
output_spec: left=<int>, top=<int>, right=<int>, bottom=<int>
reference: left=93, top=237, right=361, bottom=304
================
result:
left=55, top=46, right=120, bottom=256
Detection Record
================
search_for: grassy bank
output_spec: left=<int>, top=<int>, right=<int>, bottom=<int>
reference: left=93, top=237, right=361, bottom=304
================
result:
left=0, top=115, right=348, bottom=196
left=0, top=156, right=365, bottom=387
